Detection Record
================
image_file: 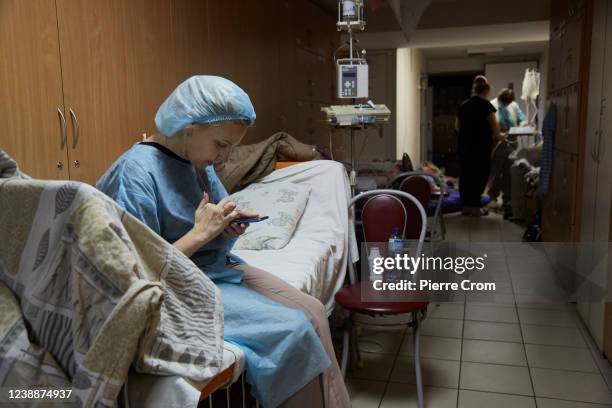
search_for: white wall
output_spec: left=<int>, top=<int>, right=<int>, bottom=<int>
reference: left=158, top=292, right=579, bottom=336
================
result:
left=485, top=61, right=539, bottom=114
left=396, top=47, right=425, bottom=161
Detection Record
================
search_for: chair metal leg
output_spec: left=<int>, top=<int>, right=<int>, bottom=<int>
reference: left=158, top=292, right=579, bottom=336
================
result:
left=350, top=325, right=362, bottom=369
left=241, top=374, right=246, bottom=408
left=440, top=213, right=447, bottom=240
left=354, top=328, right=362, bottom=367
left=340, top=318, right=351, bottom=377
left=413, top=311, right=425, bottom=408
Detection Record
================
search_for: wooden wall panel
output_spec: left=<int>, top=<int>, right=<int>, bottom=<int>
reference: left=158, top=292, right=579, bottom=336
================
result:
left=206, top=0, right=284, bottom=145
left=0, top=0, right=69, bottom=179
left=126, top=0, right=177, bottom=136
left=561, top=13, right=585, bottom=87
left=56, top=0, right=134, bottom=184
left=172, top=0, right=209, bottom=84
left=284, top=0, right=339, bottom=152
left=543, top=0, right=592, bottom=242
left=1, top=0, right=337, bottom=181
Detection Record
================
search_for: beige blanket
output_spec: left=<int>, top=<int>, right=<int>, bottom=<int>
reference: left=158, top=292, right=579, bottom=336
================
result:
left=216, top=132, right=321, bottom=192
left=0, top=149, right=224, bottom=407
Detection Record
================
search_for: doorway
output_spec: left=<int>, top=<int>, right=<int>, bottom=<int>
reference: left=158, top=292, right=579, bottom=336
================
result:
left=427, top=73, right=481, bottom=177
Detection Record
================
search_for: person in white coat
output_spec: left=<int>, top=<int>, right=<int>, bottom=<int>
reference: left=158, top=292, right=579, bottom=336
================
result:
left=488, top=88, right=528, bottom=218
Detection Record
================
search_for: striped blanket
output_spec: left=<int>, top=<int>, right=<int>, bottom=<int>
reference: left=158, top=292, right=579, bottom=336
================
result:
left=0, top=149, right=224, bottom=406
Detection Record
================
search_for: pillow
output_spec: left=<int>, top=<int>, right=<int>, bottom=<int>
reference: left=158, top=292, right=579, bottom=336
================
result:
left=229, top=182, right=311, bottom=250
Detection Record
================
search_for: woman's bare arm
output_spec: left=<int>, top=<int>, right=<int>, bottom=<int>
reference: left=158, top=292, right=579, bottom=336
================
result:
left=174, top=195, right=238, bottom=257
left=174, top=229, right=214, bottom=258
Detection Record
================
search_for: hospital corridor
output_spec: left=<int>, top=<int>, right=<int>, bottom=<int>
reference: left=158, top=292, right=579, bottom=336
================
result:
left=348, top=213, right=612, bottom=407
left=1, top=0, right=611, bottom=407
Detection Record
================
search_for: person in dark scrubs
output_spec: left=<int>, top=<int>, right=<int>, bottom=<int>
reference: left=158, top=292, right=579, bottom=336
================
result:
left=455, top=75, right=506, bottom=216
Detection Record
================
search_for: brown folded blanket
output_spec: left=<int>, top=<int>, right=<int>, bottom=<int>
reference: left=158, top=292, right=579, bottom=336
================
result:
left=216, top=132, right=321, bottom=192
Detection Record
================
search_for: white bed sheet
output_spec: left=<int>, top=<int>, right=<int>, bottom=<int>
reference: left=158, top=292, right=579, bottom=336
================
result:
left=232, top=160, right=358, bottom=312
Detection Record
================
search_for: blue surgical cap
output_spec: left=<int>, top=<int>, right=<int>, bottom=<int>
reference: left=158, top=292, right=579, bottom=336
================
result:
left=155, top=75, right=256, bottom=136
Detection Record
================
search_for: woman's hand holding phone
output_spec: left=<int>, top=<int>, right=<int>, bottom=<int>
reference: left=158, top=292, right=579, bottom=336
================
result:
left=192, top=194, right=239, bottom=242
left=223, top=208, right=260, bottom=239
left=176, top=194, right=238, bottom=257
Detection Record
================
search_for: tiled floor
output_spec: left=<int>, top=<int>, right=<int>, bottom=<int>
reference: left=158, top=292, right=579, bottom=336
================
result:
left=347, top=213, right=612, bottom=408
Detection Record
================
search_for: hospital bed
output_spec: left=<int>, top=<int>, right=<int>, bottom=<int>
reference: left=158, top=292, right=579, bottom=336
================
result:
left=126, top=160, right=358, bottom=407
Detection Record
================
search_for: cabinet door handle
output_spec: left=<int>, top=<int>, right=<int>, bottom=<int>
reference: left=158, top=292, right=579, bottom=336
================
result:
left=69, top=108, right=80, bottom=149
left=57, top=108, right=67, bottom=150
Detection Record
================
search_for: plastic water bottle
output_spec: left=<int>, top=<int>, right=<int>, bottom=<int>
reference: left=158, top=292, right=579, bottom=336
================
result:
left=388, top=227, right=403, bottom=255
left=387, top=227, right=402, bottom=282
left=368, top=246, right=382, bottom=282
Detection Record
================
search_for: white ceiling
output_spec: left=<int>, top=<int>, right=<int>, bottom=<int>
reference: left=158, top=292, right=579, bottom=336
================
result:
left=418, top=0, right=550, bottom=29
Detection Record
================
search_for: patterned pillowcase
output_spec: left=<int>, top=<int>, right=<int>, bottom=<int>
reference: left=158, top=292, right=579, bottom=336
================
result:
left=229, top=182, right=311, bottom=250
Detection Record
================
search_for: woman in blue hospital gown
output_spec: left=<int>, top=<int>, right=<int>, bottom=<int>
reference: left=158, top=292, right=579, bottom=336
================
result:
left=96, top=76, right=350, bottom=408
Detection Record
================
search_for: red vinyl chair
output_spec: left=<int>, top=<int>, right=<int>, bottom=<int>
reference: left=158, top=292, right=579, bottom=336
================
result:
left=399, top=176, right=432, bottom=240
left=335, top=189, right=428, bottom=408
left=361, top=194, right=407, bottom=242
left=388, top=171, right=446, bottom=241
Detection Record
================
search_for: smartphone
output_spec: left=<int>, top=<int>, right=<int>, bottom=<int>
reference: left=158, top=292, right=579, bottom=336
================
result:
left=231, top=216, right=269, bottom=224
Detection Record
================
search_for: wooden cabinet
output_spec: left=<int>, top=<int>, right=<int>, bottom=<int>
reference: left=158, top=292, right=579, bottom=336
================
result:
left=543, top=151, right=578, bottom=241
left=549, top=11, right=585, bottom=93
left=172, top=0, right=209, bottom=82
left=544, top=0, right=592, bottom=243
left=0, top=0, right=69, bottom=180
left=560, top=13, right=584, bottom=88
left=548, top=33, right=563, bottom=92
left=555, top=85, right=581, bottom=155
left=565, top=84, right=581, bottom=153
left=551, top=91, right=566, bottom=145
left=575, top=0, right=612, bottom=354
left=279, top=0, right=339, bottom=149
left=550, top=0, right=587, bottom=34
left=296, top=100, right=329, bottom=146
left=1, top=0, right=196, bottom=185
left=554, top=151, right=578, bottom=231
left=289, top=0, right=338, bottom=59
left=55, top=0, right=177, bottom=185
left=207, top=0, right=284, bottom=145
left=296, top=100, right=315, bottom=144
left=296, top=49, right=335, bottom=102
left=1, top=0, right=337, bottom=182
